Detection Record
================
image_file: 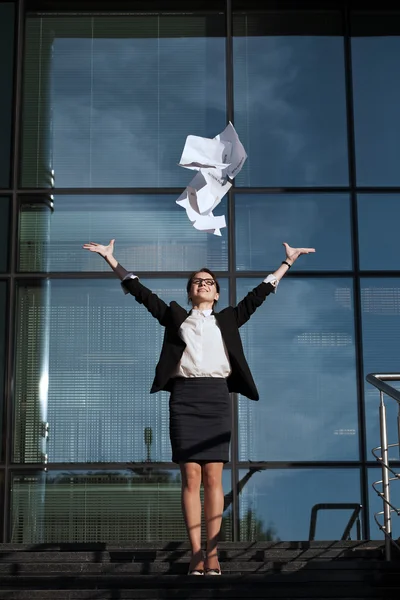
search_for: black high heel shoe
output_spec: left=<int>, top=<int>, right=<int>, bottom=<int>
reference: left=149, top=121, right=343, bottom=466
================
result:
left=188, top=551, right=205, bottom=575
left=205, top=566, right=221, bottom=575
left=188, top=568, right=205, bottom=575
left=205, top=554, right=221, bottom=575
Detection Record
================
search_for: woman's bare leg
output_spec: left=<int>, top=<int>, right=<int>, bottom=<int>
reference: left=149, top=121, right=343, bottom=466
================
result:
left=180, top=462, right=203, bottom=571
left=202, top=461, right=224, bottom=570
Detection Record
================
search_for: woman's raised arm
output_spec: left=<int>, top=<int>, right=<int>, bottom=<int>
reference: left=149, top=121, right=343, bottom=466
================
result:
left=82, top=239, right=128, bottom=278
left=82, top=239, right=170, bottom=325
left=233, top=242, right=316, bottom=327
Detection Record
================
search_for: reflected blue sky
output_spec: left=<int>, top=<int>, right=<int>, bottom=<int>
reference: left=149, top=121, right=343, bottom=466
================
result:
left=234, top=33, right=348, bottom=187
left=236, top=194, right=352, bottom=271
left=21, top=16, right=351, bottom=189
left=15, top=279, right=229, bottom=464
left=239, top=468, right=361, bottom=541
left=11, top=11, right=400, bottom=542
left=237, top=278, right=358, bottom=461
left=361, top=278, right=400, bottom=455
left=19, top=195, right=228, bottom=272
left=22, top=16, right=226, bottom=188
left=357, top=195, right=400, bottom=270
left=352, top=37, right=400, bottom=186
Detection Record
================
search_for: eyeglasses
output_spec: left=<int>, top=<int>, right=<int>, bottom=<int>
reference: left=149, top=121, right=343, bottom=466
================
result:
left=191, top=278, right=215, bottom=286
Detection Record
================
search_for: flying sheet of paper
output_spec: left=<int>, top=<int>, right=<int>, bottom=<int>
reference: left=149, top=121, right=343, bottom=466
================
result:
left=215, top=122, right=247, bottom=179
left=176, top=191, right=226, bottom=236
left=193, top=214, right=226, bottom=234
left=176, top=122, right=246, bottom=235
left=181, top=170, right=232, bottom=215
left=178, top=136, right=231, bottom=174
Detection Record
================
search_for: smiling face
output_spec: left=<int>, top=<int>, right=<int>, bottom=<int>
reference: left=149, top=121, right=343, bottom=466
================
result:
left=189, top=271, right=220, bottom=307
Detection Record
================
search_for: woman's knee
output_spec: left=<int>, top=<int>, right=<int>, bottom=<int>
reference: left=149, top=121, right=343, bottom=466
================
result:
left=181, top=462, right=202, bottom=492
left=202, top=464, right=223, bottom=491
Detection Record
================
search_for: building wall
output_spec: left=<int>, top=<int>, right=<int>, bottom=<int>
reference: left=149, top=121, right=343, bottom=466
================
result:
left=0, top=0, right=399, bottom=543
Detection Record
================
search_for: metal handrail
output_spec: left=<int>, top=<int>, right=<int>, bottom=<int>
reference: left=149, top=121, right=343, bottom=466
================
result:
left=366, top=373, right=400, bottom=560
left=366, top=374, right=400, bottom=405
left=309, top=503, right=362, bottom=541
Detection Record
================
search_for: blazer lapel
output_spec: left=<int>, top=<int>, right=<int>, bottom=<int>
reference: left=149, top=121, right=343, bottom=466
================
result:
left=171, top=303, right=190, bottom=330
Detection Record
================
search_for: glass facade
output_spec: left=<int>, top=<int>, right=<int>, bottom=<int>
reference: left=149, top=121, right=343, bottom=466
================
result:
left=233, top=11, right=349, bottom=187
left=21, top=13, right=226, bottom=188
left=352, top=11, right=400, bottom=186
left=237, top=277, right=358, bottom=462
left=0, top=2, right=14, bottom=188
left=1, top=0, right=400, bottom=544
left=239, top=468, right=361, bottom=541
left=11, top=469, right=233, bottom=543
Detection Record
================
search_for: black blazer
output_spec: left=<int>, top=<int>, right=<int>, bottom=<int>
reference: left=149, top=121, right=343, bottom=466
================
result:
left=122, top=276, right=275, bottom=401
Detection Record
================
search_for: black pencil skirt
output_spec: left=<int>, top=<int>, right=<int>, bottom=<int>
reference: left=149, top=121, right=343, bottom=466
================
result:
left=169, top=377, right=232, bottom=464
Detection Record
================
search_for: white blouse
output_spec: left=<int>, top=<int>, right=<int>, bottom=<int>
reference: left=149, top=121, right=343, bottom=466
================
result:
left=173, top=309, right=231, bottom=378
left=122, top=274, right=279, bottom=378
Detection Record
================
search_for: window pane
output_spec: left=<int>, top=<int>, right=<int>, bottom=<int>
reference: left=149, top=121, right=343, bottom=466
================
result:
left=0, top=281, right=6, bottom=461
left=358, top=195, right=400, bottom=271
left=0, top=2, right=14, bottom=188
left=0, top=198, right=9, bottom=272
left=13, top=278, right=228, bottom=464
left=236, top=194, right=352, bottom=272
left=21, top=14, right=226, bottom=188
left=233, top=11, right=348, bottom=187
left=352, top=13, right=400, bottom=186
left=239, top=468, right=361, bottom=541
left=368, top=467, right=400, bottom=541
left=361, top=278, right=400, bottom=454
left=18, top=195, right=228, bottom=272
left=11, top=468, right=233, bottom=543
left=237, top=278, right=358, bottom=461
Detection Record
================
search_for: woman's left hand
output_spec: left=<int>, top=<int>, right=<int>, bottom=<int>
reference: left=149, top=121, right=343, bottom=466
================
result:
left=283, top=242, right=316, bottom=264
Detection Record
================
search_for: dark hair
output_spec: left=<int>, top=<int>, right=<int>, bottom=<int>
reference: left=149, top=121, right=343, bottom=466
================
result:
left=186, top=267, right=220, bottom=305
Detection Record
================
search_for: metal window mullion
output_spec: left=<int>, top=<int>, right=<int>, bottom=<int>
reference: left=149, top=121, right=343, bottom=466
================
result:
left=224, top=0, right=240, bottom=543
left=343, top=0, right=370, bottom=541
left=3, top=0, right=26, bottom=543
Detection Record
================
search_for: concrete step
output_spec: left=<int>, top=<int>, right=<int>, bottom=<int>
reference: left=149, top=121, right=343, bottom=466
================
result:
left=0, top=549, right=384, bottom=563
left=0, top=583, right=399, bottom=599
left=0, top=541, right=384, bottom=551
left=0, top=541, right=396, bottom=600
left=0, top=569, right=399, bottom=585
left=0, top=541, right=385, bottom=563
left=0, top=560, right=399, bottom=576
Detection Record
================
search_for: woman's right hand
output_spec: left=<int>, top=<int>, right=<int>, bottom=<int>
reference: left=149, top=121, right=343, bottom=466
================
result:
left=82, top=239, right=115, bottom=259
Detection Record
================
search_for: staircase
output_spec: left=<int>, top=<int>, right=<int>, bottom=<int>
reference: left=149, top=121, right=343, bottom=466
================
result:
left=0, top=540, right=399, bottom=599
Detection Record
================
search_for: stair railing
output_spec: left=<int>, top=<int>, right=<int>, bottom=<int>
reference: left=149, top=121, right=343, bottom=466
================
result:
left=366, top=373, right=400, bottom=561
left=309, top=503, right=362, bottom=541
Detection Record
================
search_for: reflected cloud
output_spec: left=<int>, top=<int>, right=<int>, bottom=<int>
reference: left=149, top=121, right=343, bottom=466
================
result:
left=22, top=16, right=349, bottom=188
left=233, top=33, right=348, bottom=186
left=45, top=26, right=227, bottom=187
left=235, top=194, right=352, bottom=272
left=238, top=278, right=358, bottom=461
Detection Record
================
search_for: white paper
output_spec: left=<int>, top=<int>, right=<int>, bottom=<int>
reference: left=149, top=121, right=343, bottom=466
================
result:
left=215, top=122, right=247, bottom=179
left=176, top=122, right=246, bottom=235
left=183, top=170, right=231, bottom=215
left=176, top=190, right=227, bottom=236
left=178, top=135, right=231, bottom=172
left=193, top=214, right=226, bottom=232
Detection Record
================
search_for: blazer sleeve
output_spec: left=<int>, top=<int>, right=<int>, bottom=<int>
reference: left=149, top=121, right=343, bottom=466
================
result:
left=233, top=281, right=275, bottom=328
left=121, top=276, right=170, bottom=326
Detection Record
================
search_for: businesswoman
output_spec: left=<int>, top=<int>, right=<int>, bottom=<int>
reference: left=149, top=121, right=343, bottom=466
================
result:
left=82, top=240, right=315, bottom=575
